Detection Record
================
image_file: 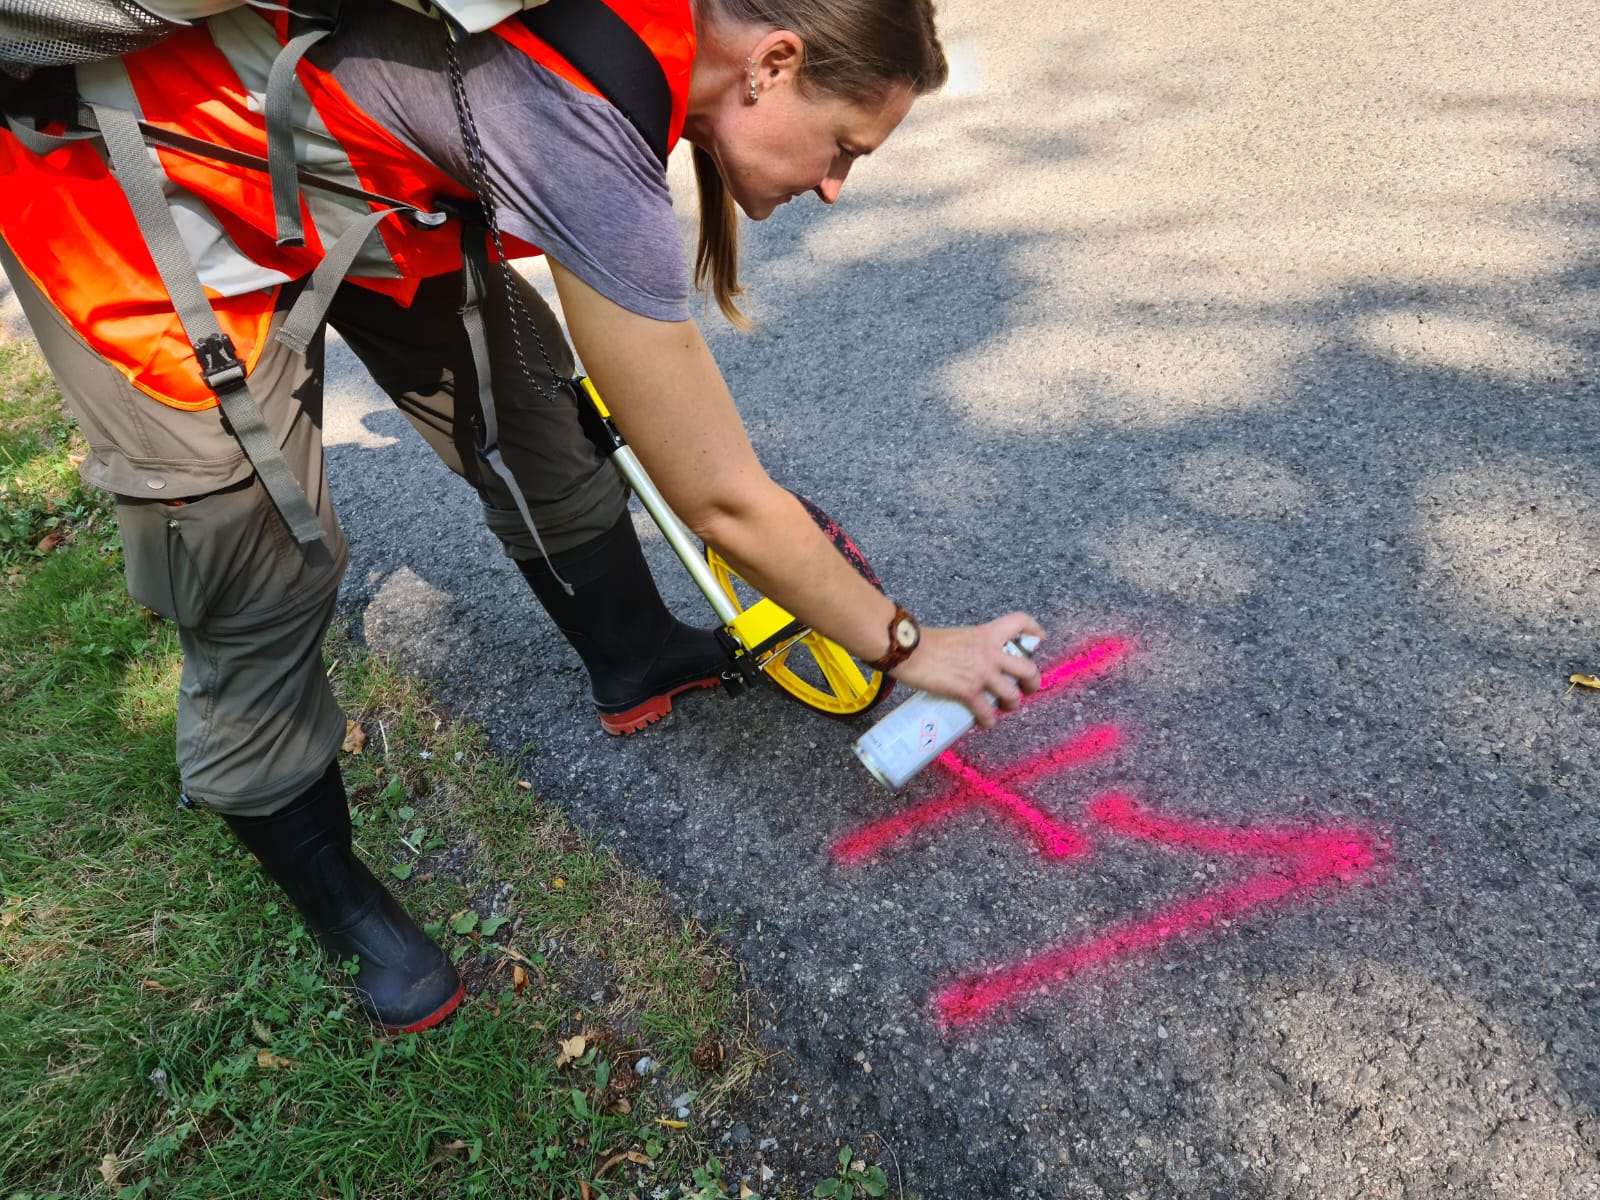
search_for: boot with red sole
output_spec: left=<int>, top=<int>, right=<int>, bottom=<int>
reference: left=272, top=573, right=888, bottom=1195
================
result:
left=516, top=512, right=730, bottom=735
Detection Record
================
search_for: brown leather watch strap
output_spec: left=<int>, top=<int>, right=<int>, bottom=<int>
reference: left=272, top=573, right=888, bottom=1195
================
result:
left=867, top=605, right=921, bottom=672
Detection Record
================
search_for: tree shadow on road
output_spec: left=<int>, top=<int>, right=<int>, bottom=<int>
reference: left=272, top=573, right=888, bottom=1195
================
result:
left=316, top=60, right=1600, bottom=1200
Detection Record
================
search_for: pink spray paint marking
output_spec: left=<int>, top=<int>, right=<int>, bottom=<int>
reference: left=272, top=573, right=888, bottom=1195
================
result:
left=828, top=637, right=1385, bottom=1031
left=829, top=728, right=1117, bottom=863
left=934, top=796, right=1381, bottom=1030
left=1033, top=636, right=1132, bottom=694
left=829, top=637, right=1131, bottom=865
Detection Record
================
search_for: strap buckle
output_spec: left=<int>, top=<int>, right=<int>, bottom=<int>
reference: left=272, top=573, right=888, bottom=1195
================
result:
left=195, top=333, right=246, bottom=392
left=433, top=196, right=485, bottom=227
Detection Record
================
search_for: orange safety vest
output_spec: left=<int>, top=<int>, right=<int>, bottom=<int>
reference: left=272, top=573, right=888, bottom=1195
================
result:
left=0, top=0, right=695, bottom=410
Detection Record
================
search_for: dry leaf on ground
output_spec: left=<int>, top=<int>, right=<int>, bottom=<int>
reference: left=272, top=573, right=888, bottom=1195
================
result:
left=555, top=1034, right=586, bottom=1067
left=1569, top=673, right=1600, bottom=690
left=341, top=720, right=367, bottom=754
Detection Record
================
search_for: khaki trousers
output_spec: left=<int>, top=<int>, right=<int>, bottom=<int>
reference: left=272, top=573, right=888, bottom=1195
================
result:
left=2, top=244, right=625, bottom=814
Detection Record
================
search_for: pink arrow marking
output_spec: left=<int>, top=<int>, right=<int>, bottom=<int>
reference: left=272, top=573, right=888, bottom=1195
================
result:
left=934, top=796, right=1382, bottom=1030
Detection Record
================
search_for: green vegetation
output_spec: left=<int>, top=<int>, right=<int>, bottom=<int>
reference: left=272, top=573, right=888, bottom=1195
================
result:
left=0, top=341, right=762, bottom=1199
left=811, top=1146, right=890, bottom=1199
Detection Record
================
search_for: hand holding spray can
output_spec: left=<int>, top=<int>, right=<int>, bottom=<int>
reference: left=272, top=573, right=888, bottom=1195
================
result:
left=853, top=635, right=1040, bottom=788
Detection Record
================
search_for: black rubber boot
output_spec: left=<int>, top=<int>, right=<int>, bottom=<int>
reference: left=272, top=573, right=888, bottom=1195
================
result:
left=516, top=512, right=730, bottom=734
left=222, top=762, right=463, bottom=1033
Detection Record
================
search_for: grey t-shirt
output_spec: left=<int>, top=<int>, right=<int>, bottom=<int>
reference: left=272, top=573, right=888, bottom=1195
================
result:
left=317, top=2, right=691, bottom=322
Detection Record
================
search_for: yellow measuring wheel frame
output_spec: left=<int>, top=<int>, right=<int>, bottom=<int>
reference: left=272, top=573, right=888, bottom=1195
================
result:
left=703, top=543, right=892, bottom=718
left=573, top=376, right=894, bottom=720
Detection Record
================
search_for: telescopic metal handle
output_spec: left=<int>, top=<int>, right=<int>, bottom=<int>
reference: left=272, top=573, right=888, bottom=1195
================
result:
left=606, top=444, right=742, bottom=628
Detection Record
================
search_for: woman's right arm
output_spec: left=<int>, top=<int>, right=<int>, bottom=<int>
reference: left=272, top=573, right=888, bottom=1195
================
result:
left=548, top=259, right=1045, bottom=724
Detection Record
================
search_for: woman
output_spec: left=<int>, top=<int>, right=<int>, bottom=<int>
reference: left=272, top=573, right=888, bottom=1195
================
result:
left=0, top=0, right=1044, bottom=1031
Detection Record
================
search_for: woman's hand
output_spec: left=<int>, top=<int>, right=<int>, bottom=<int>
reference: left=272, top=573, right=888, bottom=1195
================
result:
left=888, top=614, right=1046, bottom=726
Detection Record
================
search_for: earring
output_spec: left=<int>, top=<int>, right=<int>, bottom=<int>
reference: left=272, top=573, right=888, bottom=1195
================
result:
left=746, top=59, right=760, bottom=104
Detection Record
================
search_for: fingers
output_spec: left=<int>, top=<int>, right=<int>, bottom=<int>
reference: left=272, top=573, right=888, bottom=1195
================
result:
left=971, top=672, right=1024, bottom=726
left=991, top=674, right=1026, bottom=713
left=992, top=613, right=1045, bottom=694
left=976, top=630, right=1036, bottom=723
left=999, top=611, right=1047, bottom=645
left=986, top=614, right=1047, bottom=656
left=889, top=614, right=1047, bottom=724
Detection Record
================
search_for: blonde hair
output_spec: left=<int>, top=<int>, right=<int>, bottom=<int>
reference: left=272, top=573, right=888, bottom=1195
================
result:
left=692, top=0, right=948, bottom=327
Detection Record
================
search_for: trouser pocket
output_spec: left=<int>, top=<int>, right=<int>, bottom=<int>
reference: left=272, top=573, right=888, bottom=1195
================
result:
left=118, top=498, right=207, bottom=625
left=117, top=479, right=345, bottom=629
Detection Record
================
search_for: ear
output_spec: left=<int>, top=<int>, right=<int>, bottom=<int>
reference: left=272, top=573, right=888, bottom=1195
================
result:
left=748, top=29, right=804, bottom=94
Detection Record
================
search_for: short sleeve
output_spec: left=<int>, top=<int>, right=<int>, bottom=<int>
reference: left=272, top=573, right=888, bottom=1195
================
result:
left=322, top=9, right=692, bottom=322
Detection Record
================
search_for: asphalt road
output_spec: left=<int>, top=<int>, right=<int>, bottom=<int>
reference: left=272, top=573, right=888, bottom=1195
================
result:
left=7, top=1, right=1597, bottom=1196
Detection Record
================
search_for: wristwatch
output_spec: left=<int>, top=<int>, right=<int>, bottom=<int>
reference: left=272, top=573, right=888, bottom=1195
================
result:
left=867, top=605, right=921, bottom=671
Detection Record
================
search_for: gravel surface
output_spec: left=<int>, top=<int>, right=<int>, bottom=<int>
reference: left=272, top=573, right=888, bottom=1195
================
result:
left=6, top=1, right=1596, bottom=1196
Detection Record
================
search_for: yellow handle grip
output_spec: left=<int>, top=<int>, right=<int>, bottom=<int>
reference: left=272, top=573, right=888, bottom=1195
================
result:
left=576, top=375, right=612, bottom=420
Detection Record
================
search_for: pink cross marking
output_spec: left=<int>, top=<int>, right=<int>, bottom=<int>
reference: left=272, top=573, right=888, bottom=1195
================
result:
left=830, top=638, right=1131, bottom=865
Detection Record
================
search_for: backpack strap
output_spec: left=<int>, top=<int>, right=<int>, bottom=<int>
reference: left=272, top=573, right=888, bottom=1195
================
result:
left=454, top=212, right=571, bottom=584
left=517, top=0, right=671, bottom=166
left=91, top=95, right=326, bottom=543
left=3, top=0, right=677, bottom=551
left=265, top=19, right=337, bottom=246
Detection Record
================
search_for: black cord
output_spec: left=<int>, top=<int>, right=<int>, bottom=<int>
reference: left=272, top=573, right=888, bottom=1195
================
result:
left=443, top=30, right=564, bottom=398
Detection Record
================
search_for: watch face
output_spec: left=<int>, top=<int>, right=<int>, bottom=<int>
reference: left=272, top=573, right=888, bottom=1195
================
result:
left=894, top=617, right=918, bottom=649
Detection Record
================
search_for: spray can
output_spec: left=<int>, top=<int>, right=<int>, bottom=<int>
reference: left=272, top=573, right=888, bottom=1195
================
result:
left=854, top=635, right=1040, bottom=788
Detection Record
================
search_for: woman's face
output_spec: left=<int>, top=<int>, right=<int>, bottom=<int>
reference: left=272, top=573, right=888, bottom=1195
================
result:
left=700, top=48, right=918, bottom=220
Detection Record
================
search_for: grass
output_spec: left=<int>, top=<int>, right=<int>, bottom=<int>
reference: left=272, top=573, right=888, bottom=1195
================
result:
left=0, top=339, right=770, bottom=1200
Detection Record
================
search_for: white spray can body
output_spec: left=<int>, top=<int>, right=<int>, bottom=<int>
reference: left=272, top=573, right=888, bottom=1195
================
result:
left=853, top=635, right=1039, bottom=788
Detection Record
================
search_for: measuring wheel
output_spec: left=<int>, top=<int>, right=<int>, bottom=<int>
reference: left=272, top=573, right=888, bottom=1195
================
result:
left=705, top=494, right=895, bottom=719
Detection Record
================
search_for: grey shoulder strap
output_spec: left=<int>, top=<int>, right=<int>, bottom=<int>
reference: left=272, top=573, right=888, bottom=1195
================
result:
left=91, top=97, right=326, bottom=544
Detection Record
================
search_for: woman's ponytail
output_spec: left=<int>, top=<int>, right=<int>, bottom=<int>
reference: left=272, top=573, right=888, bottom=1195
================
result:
left=692, top=144, right=752, bottom=329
